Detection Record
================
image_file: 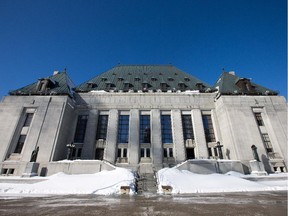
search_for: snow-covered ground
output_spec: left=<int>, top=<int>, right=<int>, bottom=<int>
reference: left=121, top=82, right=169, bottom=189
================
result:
left=157, top=168, right=287, bottom=194
left=0, top=168, right=136, bottom=195
left=0, top=167, right=287, bottom=196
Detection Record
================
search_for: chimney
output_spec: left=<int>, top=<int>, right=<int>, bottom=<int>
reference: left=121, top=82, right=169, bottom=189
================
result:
left=228, top=71, right=235, bottom=75
left=53, top=71, right=60, bottom=75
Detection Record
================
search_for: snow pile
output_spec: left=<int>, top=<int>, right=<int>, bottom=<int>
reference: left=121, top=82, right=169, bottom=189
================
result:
left=157, top=168, right=287, bottom=194
left=0, top=168, right=135, bottom=195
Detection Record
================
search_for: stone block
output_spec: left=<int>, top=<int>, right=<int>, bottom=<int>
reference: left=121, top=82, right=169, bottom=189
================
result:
left=249, top=160, right=268, bottom=176
left=22, top=162, right=39, bottom=177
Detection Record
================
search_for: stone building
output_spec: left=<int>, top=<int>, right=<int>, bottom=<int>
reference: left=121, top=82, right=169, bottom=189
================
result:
left=0, top=65, right=286, bottom=176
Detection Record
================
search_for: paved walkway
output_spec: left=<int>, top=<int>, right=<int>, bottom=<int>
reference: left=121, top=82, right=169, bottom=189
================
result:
left=0, top=191, right=287, bottom=216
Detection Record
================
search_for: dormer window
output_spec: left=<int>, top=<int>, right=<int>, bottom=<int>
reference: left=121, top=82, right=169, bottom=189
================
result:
left=168, top=77, right=174, bottom=81
left=184, top=77, right=190, bottom=82
left=36, top=78, right=54, bottom=92
left=178, top=82, right=186, bottom=91
left=196, top=82, right=205, bottom=91
left=142, top=81, right=149, bottom=92
left=236, top=78, right=256, bottom=93
left=105, top=81, right=114, bottom=91
left=101, top=77, right=107, bottom=81
left=151, top=77, right=157, bottom=81
left=123, top=81, right=132, bottom=92
left=135, top=77, right=141, bottom=81
left=118, top=77, right=124, bottom=81
left=87, top=82, right=97, bottom=89
left=160, top=82, right=169, bottom=92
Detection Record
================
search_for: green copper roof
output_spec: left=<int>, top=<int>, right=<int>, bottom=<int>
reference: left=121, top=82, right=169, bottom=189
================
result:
left=75, top=65, right=213, bottom=92
left=9, top=71, right=75, bottom=97
left=214, top=72, right=277, bottom=96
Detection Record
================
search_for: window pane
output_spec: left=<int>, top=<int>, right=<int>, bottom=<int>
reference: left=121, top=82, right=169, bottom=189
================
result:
left=254, top=113, right=264, bottom=126
left=140, top=115, right=151, bottom=143
left=24, top=113, right=34, bottom=127
left=182, top=115, right=194, bottom=140
left=74, top=115, right=88, bottom=143
left=161, top=115, right=173, bottom=143
left=117, top=115, right=129, bottom=143
left=96, top=115, right=109, bottom=140
left=14, top=135, right=26, bottom=153
left=202, top=115, right=216, bottom=142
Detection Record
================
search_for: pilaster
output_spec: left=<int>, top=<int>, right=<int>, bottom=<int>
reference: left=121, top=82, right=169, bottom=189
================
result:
left=151, top=109, right=162, bottom=164
left=104, top=109, right=118, bottom=163
left=128, top=109, right=140, bottom=164
left=192, top=109, right=208, bottom=158
left=171, top=109, right=186, bottom=163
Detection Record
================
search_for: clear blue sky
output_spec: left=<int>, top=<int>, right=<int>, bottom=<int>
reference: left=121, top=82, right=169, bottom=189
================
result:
left=0, top=0, right=286, bottom=98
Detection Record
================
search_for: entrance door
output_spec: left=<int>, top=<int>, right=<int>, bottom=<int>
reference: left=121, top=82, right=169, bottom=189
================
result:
left=186, top=148, right=195, bottom=159
left=95, top=148, right=104, bottom=160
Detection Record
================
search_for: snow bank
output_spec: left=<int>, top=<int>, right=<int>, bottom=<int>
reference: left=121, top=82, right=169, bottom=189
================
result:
left=0, top=168, right=135, bottom=195
left=157, top=168, right=287, bottom=194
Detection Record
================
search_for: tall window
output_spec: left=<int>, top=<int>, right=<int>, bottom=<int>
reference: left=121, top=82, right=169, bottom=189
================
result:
left=254, top=113, right=264, bottom=126
left=14, top=135, right=26, bottom=153
left=117, top=115, right=129, bottom=143
left=182, top=115, right=194, bottom=140
left=202, top=114, right=216, bottom=142
left=23, top=113, right=34, bottom=127
left=140, top=115, right=151, bottom=143
left=161, top=115, right=173, bottom=143
left=96, top=115, right=109, bottom=140
left=262, top=133, right=273, bottom=153
left=74, top=115, right=88, bottom=143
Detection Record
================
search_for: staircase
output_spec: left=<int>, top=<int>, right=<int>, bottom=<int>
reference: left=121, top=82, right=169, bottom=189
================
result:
left=136, top=172, right=158, bottom=194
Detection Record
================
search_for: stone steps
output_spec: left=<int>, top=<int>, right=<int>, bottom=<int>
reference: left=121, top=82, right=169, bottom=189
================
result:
left=136, top=173, right=158, bottom=194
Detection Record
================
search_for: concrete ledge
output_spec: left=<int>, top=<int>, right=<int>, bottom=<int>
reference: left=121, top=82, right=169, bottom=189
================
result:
left=46, top=160, right=116, bottom=176
left=175, top=159, right=245, bottom=174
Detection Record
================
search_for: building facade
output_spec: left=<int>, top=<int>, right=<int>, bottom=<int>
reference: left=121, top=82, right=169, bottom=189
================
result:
left=0, top=65, right=286, bottom=176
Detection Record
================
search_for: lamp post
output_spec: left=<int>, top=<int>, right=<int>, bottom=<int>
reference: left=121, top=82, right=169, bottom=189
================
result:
left=216, top=141, right=223, bottom=159
left=66, top=143, right=76, bottom=160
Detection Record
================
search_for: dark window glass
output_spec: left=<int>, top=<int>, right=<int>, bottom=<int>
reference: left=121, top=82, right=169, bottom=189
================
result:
left=186, top=148, right=195, bottom=159
left=117, top=115, right=129, bottom=143
left=123, top=148, right=127, bottom=157
left=118, top=149, right=121, bottom=157
left=23, top=113, right=34, bottom=127
left=141, top=148, right=145, bottom=157
left=140, top=115, right=151, bottom=143
left=161, top=115, right=173, bottom=143
left=96, top=115, right=109, bottom=140
left=146, top=148, right=150, bottom=157
left=74, top=115, right=88, bottom=143
left=77, top=148, right=82, bottom=158
left=163, top=148, right=168, bottom=157
left=254, top=113, right=264, bottom=126
left=14, top=135, right=26, bottom=153
left=182, top=115, right=194, bottom=140
left=262, top=133, right=273, bottom=153
left=202, top=115, right=216, bottom=142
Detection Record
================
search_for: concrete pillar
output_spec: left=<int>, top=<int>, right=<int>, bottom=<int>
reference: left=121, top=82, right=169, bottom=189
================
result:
left=81, top=109, right=98, bottom=159
left=171, top=109, right=186, bottom=163
left=104, top=109, right=118, bottom=163
left=151, top=109, right=162, bottom=165
left=128, top=109, right=140, bottom=164
left=192, top=109, right=208, bottom=159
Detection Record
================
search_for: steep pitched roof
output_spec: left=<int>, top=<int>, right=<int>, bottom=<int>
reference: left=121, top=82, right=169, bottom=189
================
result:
left=214, top=72, right=277, bottom=96
left=9, top=71, right=75, bottom=97
left=75, top=65, right=213, bottom=93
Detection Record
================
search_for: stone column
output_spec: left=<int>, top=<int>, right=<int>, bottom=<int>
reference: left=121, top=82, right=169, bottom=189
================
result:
left=104, top=109, right=118, bottom=163
left=81, top=109, right=98, bottom=159
left=171, top=109, right=186, bottom=163
left=192, top=109, right=208, bottom=159
left=151, top=109, right=162, bottom=165
left=128, top=109, right=140, bottom=164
